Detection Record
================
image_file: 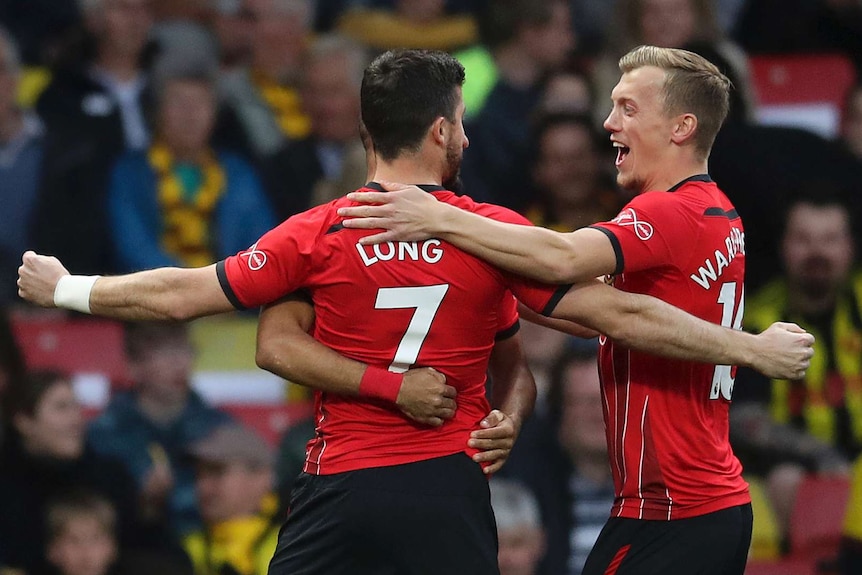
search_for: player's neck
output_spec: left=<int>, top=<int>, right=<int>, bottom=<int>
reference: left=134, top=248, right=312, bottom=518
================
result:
left=373, top=157, right=442, bottom=187
left=643, top=158, right=709, bottom=192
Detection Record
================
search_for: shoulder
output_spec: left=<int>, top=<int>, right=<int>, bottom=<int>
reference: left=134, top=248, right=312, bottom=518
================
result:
left=442, top=193, right=532, bottom=225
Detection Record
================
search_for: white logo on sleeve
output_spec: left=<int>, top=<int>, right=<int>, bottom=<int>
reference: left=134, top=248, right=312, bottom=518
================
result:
left=612, top=208, right=654, bottom=240
left=240, top=242, right=267, bottom=271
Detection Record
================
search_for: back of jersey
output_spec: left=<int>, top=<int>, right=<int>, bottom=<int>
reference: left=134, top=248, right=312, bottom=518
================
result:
left=219, top=186, right=556, bottom=474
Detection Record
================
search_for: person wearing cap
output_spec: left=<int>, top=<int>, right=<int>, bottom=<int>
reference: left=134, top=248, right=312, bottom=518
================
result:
left=182, top=422, right=280, bottom=575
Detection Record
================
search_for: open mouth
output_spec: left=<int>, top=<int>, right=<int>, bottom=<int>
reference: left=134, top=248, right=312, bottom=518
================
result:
left=613, top=142, right=630, bottom=166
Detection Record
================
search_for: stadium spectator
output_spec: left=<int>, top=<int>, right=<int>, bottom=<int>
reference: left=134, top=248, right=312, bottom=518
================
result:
left=337, top=0, right=477, bottom=52
left=87, top=322, right=232, bottom=537
left=537, top=67, right=593, bottom=116
left=525, top=113, right=620, bottom=232
left=279, top=34, right=369, bottom=208
left=107, top=59, right=274, bottom=272
left=45, top=490, right=119, bottom=575
left=214, top=0, right=314, bottom=220
left=0, top=371, right=148, bottom=575
left=490, top=478, right=547, bottom=575
left=30, top=0, right=155, bottom=275
left=459, top=0, right=574, bottom=209
left=503, top=344, right=614, bottom=575
left=210, top=0, right=257, bottom=73
left=733, top=192, right=860, bottom=542
left=0, top=27, right=46, bottom=305
left=183, top=423, right=280, bottom=575
left=591, top=0, right=753, bottom=131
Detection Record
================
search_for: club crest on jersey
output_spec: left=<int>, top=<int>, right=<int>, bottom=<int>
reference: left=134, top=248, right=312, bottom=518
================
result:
left=612, top=208, right=654, bottom=240
left=240, top=242, right=267, bottom=271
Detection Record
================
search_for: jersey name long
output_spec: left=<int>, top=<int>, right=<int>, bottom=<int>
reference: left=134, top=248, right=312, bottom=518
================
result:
left=218, top=185, right=561, bottom=475
left=590, top=175, right=750, bottom=520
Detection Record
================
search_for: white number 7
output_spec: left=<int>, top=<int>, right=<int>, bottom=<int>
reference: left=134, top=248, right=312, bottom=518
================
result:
left=710, top=282, right=744, bottom=400
left=375, top=285, right=449, bottom=373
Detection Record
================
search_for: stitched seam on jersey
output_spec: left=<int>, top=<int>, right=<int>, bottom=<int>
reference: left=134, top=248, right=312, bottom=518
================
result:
left=638, top=395, right=649, bottom=520
left=620, top=349, right=631, bottom=515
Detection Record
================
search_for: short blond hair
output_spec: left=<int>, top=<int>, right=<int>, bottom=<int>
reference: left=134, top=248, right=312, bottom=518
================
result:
left=619, top=45, right=730, bottom=158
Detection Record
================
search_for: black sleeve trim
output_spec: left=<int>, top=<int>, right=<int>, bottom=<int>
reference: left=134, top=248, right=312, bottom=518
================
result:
left=589, top=225, right=624, bottom=276
left=216, top=260, right=248, bottom=310
left=495, top=319, right=521, bottom=341
left=541, top=284, right=574, bottom=316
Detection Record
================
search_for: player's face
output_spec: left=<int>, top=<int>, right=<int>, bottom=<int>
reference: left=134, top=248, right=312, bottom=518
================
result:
left=782, top=203, right=854, bottom=294
left=443, top=91, right=469, bottom=192
left=15, top=381, right=85, bottom=460
left=603, top=66, right=675, bottom=193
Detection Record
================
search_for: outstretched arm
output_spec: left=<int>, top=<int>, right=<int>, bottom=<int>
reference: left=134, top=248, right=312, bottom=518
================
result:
left=548, top=281, right=814, bottom=380
left=18, top=251, right=234, bottom=321
left=337, top=183, right=617, bottom=283
left=255, top=294, right=457, bottom=427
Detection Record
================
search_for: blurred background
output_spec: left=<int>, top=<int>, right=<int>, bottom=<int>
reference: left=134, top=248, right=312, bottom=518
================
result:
left=0, top=1, right=861, bottom=574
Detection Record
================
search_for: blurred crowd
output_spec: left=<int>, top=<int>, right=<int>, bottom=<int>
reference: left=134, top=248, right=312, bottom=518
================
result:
left=1, top=0, right=862, bottom=574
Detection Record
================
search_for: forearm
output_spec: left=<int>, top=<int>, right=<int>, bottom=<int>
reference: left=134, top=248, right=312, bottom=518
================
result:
left=256, top=332, right=367, bottom=396
left=434, top=205, right=588, bottom=283
left=488, top=336, right=537, bottom=430
left=599, top=293, right=757, bottom=366
left=88, top=266, right=233, bottom=321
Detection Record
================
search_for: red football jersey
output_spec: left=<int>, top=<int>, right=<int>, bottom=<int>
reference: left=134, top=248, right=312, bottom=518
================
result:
left=589, top=175, right=750, bottom=520
left=218, top=185, right=562, bottom=474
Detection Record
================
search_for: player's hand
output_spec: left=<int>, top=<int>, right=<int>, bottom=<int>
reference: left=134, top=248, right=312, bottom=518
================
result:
left=752, top=322, right=815, bottom=380
left=396, top=367, right=456, bottom=427
left=338, top=181, right=442, bottom=245
left=18, top=251, right=69, bottom=307
left=469, top=410, right=519, bottom=475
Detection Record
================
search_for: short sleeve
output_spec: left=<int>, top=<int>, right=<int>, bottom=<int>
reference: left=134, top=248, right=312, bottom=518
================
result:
left=217, top=207, right=330, bottom=309
left=495, top=291, right=519, bottom=340
left=590, top=192, right=697, bottom=274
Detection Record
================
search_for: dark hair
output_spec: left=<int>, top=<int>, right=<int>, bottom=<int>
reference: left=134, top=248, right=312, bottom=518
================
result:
left=46, top=489, right=117, bottom=542
left=124, top=321, right=190, bottom=361
left=779, top=181, right=855, bottom=239
left=3, top=369, right=69, bottom=422
left=360, top=50, right=465, bottom=161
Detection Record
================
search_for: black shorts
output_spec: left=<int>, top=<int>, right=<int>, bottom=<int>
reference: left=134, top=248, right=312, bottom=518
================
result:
left=582, top=503, right=753, bottom=575
left=268, top=453, right=499, bottom=575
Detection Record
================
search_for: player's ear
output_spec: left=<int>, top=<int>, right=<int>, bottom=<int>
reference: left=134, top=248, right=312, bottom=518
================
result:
left=430, top=116, right=447, bottom=146
left=670, top=113, right=697, bottom=145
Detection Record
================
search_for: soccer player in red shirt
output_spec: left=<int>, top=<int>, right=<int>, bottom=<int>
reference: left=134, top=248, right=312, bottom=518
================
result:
left=18, top=49, right=813, bottom=575
left=338, top=46, right=784, bottom=574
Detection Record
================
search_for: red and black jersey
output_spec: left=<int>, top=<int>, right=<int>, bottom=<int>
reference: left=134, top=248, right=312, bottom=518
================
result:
left=218, top=184, right=563, bottom=475
left=589, top=175, right=750, bottom=520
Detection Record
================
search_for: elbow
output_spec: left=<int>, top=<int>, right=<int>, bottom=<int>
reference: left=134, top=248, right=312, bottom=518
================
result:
left=255, top=342, right=279, bottom=374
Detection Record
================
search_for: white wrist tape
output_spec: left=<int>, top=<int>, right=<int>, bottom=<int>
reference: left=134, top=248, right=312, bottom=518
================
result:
left=53, top=275, right=100, bottom=314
